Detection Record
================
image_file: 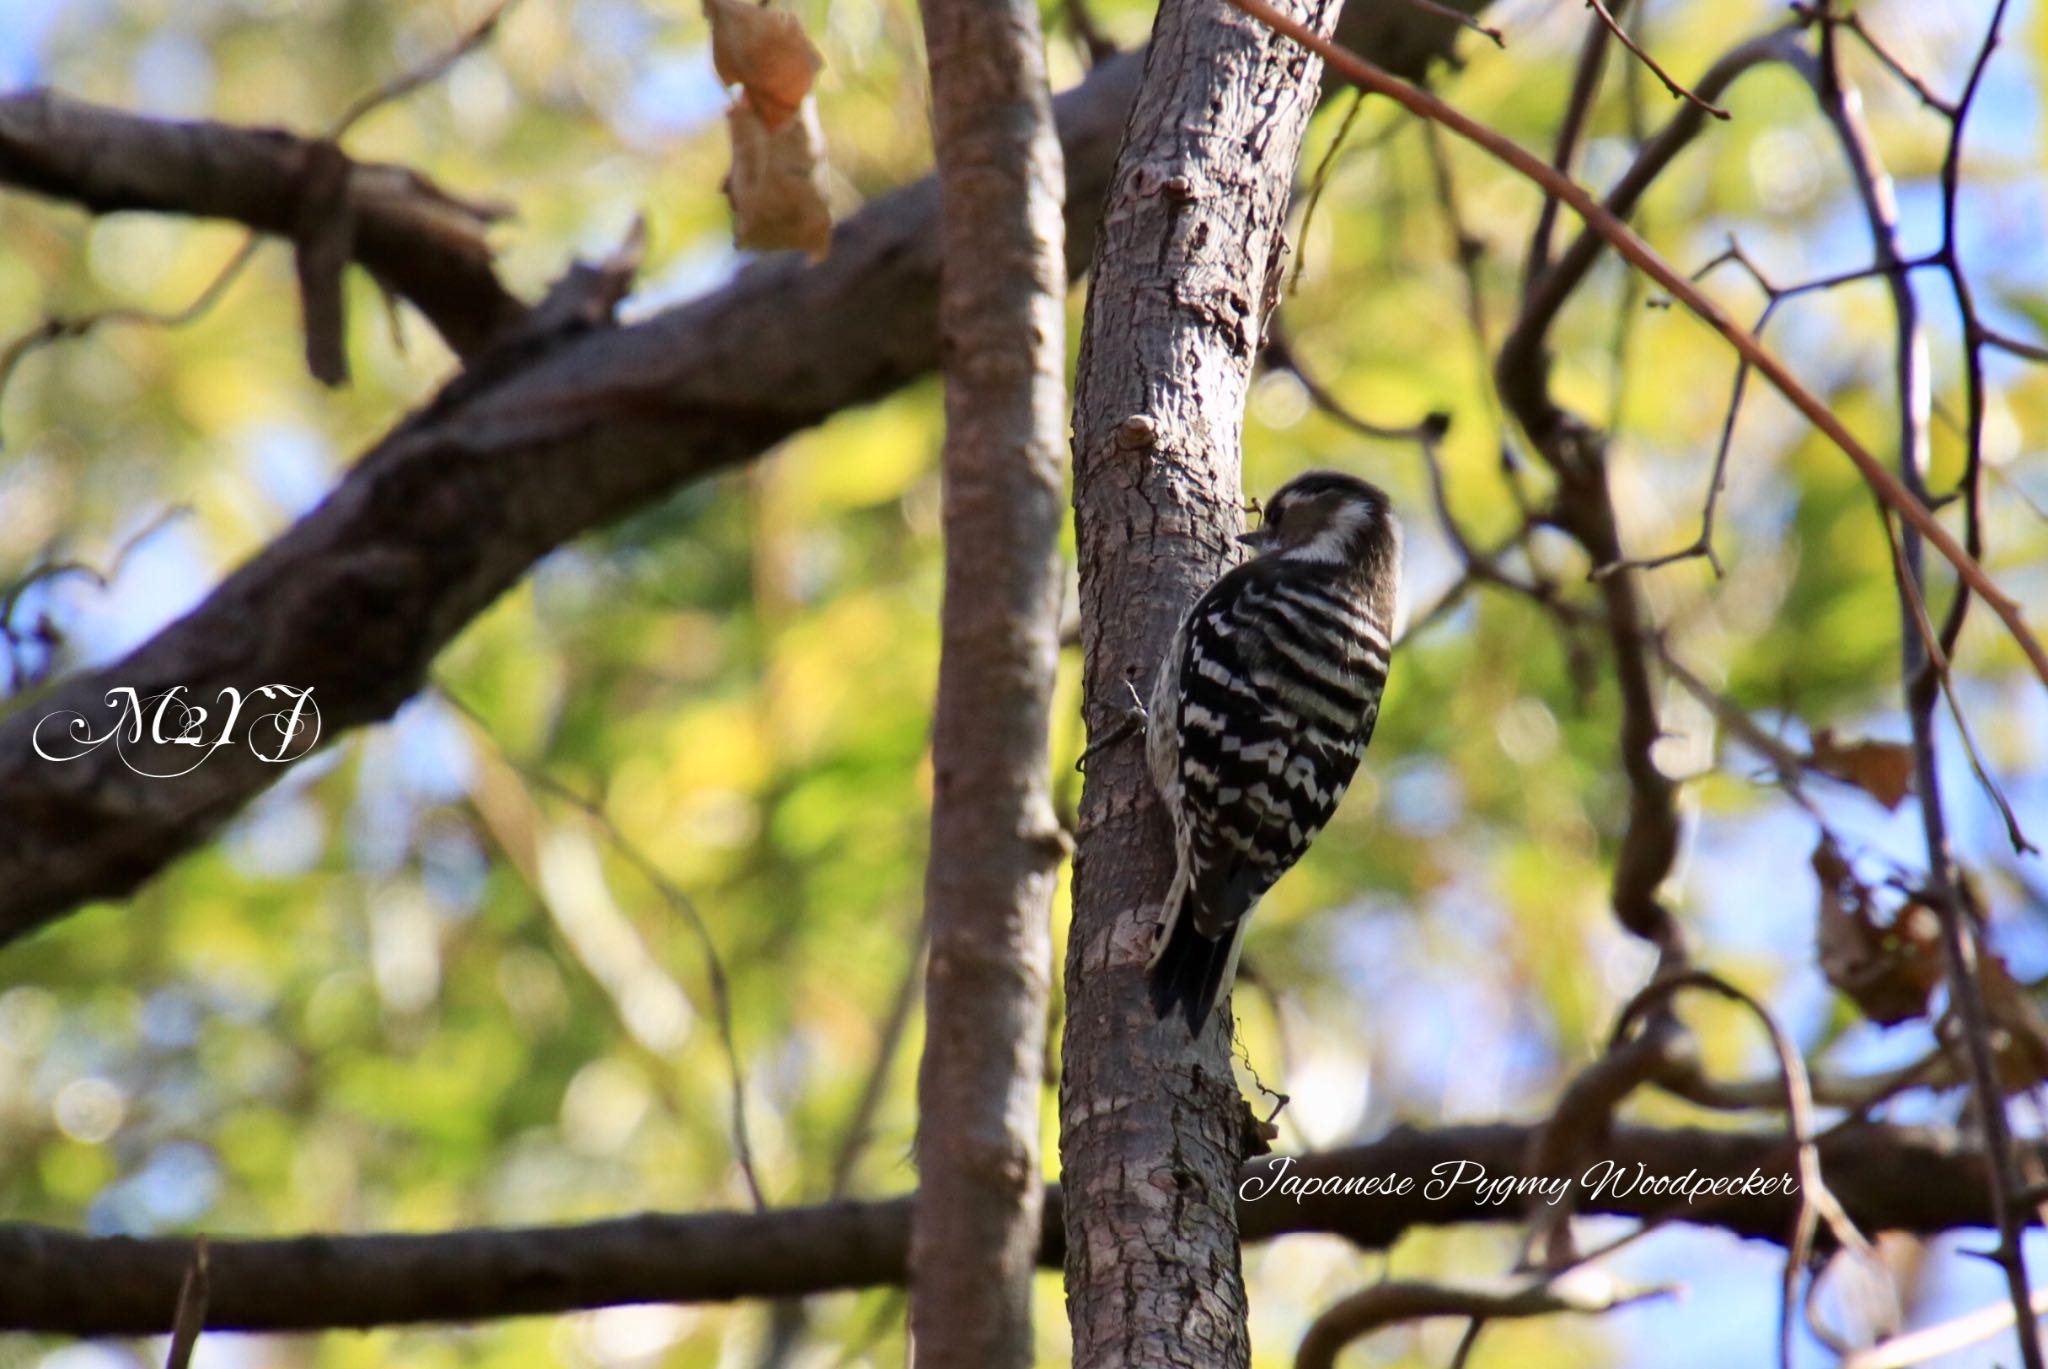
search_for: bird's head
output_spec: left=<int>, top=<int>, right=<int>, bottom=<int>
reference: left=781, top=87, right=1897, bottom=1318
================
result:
left=1238, top=470, right=1399, bottom=572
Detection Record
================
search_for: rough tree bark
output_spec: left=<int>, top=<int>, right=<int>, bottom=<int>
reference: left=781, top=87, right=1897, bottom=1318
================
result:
left=907, top=0, right=1066, bottom=1359
left=1060, top=0, right=1337, bottom=1362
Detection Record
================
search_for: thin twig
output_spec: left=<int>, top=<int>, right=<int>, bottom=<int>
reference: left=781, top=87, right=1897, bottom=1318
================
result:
left=1880, top=514, right=2035, bottom=854
left=1842, top=1288, right=2048, bottom=1369
left=1584, top=0, right=1729, bottom=119
left=0, top=237, right=263, bottom=449
left=1810, top=6, right=1957, bottom=115
left=1219, top=0, right=2048, bottom=690
left=163, top=1240, right=209, bottom=1369
left=1524, top=12, right=1613, bottom=295
left=0, top=504, right=194, bottom=692
left=327, top=0, right=520, bottom=138
left=1826, top=1, right=2048, bottom=1357
left=1930, top=0, right=2013, bottom=673
left=1981, top=326, right=2048, bottom=364
left=1417, top=117, right=1537, bottom=523
left=1288, top=88, right=1369, bottom=296
left=1295, top=1273, right=1672, bottom=1369
left=1605, top=241, right=1944, bottom=583
left=1989, top=462, right=2048, bottom=523
left=438, top=685, right=768, bottom=1212
left=761, top=926, right=926, bottom=1368
left=1398, top=0, right=1505, bottom=49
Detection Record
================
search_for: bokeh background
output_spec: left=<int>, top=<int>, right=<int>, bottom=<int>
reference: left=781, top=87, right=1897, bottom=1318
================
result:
left=2, top=0, right=2046, bottom=1364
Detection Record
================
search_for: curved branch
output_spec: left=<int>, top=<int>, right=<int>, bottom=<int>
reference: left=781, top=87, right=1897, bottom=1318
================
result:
left=1500, top=26, right=1807, bottom=393
left=0, top=90, right=525, bottom=358
left=1295, top=1274, right=1671, bottom=1369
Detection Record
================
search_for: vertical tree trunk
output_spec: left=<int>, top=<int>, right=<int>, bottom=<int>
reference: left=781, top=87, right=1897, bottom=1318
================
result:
left=1060, top=0, right=1336, bottom=1364
left=908, top=0, right=1068, bottom=1360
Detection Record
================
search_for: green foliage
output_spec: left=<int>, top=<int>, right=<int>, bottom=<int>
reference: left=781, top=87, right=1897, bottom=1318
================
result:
left=3, top=1, right=2046, bottom=1366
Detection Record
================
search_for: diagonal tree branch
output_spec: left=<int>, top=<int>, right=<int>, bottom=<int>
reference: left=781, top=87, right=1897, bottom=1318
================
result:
left=0, top=1, right=1484, bottom=949
left=0, top=89, right=526, bottom=358
left=0, top=1123, right=2032, bottom=1337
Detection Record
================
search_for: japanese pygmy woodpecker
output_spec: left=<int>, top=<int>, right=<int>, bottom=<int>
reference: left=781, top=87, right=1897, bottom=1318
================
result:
left=1146, top=470, right=1401, bottom=1035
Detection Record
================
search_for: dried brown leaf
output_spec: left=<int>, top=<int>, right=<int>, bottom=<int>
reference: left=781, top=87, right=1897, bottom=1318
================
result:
left=724, top=101, right=832, bottom=258
left=1809, top=727, right=1915, bottom=810
left=1973, top=951, right=2048, bottom=1092
left=705, top=0, right=823, bottom=130
left=1813, top=841, right=1939, bottom=1027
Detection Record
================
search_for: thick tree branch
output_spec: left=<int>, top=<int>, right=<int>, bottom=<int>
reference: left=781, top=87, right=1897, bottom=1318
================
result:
left=0, top=1, right=1481, bottom=948
left=0, top=89, right=526, bottom=358
left=907, top=0, right=1068, bottom=1356
left=0, top=1123, right=2031, bottom=1336
left=1061, top=0, right=1342, bottom=1361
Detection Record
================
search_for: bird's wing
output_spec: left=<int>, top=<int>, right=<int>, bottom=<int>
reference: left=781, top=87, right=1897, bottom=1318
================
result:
left=1173, top=568, right=1374, bottom=938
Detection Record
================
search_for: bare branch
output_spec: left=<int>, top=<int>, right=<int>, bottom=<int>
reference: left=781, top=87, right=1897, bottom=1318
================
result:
left=1808, top=5, right=2044, bottom=1358
left=0, top=236, right=263, bottom=448
left=328, top=0, right=520, bottom=139
left=1398, top=0, right=1503, bottom=49
left=0, top=1123, right=2035, bottom=1337
left=1813, top=6, right=1955, bottom=115
left=1616, top=970, right=1880, bottom=1368
left=163, top=1240, right=209, bottom=1369
left=439, top=684, right=767, bottom=1212
left=1, top=504, right=191, bottom=691
left=1524, top=13, right=1615, bottom=294
left=1297, top=1273, right=1671, bottom=1369
left=1230, top=0, right=2048, bottom=691
left=1583, top=0, right=1729, bottom=119
left=0, top=92, right=522, bottom=359
left=1981, top=327, right=2048, bottom=364
left=1843, top=1288, right=2048, bottom=1369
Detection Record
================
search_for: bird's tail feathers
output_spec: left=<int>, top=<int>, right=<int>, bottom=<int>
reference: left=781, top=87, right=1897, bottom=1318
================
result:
left=1147, top=876, right=1245, bottom=1037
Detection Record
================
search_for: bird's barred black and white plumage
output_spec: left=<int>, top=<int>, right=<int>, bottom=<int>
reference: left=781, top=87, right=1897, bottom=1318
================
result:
left=1146, top=471, right=1401, bottom=1035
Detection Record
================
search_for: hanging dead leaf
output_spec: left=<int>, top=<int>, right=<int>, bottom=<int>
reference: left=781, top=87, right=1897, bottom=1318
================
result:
left=1809, top=728, right=1915, bottom=810
left=1813, top=840, right=1939, bottom=1027
left=702, top=0, right=832, bottom=258
left=705, top=0, right=823, bottom=130
left=724, top=100, right=832, bottom=258
left=1969, top=949, right=2048, bottom=1092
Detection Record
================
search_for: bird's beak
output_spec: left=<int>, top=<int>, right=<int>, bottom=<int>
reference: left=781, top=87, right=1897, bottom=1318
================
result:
left=1238, top=528, right=1273, bottom=550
